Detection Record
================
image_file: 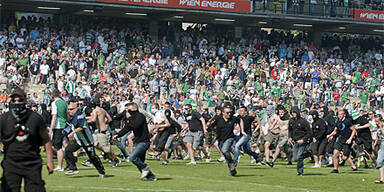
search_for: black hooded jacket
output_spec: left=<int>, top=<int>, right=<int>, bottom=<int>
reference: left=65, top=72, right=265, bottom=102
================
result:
left=311, top=117, right=327, bottom=140
left=288, top=106, right=312, bottom=142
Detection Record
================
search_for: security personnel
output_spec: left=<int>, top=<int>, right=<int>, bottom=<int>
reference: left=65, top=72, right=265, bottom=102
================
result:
left=64, top=99, right=105, bottom=177
left=0, top=88, right=54, bottom=191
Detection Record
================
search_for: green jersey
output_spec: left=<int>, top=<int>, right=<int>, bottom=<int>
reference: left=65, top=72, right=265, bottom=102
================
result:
left=52, top=98, right=68, bottom=129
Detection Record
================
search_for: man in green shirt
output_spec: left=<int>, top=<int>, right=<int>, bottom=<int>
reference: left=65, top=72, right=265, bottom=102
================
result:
left=49, top=89, right=68, bottom=172
left=359, top=89, right=369, bottom=111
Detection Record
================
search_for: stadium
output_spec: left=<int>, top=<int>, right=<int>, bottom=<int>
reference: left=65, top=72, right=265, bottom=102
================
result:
left=0, top=0, right=383, bottom=191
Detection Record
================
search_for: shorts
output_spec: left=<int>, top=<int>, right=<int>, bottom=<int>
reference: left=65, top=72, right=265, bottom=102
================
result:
left=52, top=129, right=64, bottom=149
left=183, top=131, right=203, bottom=149
left=264, top=132, right=280, bottom=145
left=310, top=138, right=327, bottom=156
left=164, top=134, right=175, bottom=150
left=326, top=136, right=336, bottom=154
left=334, top=138, right=352, bottom=157
left=356, top=133, right=373, bottom=154
left=93, top=132, right=112, bottom=153
left=277, top=135, right=288, bottom=148
left=204, top=131, right=216, bottom=146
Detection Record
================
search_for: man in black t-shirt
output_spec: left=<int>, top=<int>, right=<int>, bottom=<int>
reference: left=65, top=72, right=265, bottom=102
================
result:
left=0, top=88, right=54, bottom=191
left=112, top=102, right=156, bottom=181
left=327, top=109, right=358, bottom=173
left=182, top=104, right=208, bottom=165
left=209, top=105, right=243, bottom=176
left=233, top=106, right=259, bottom=165
left=353, top=111, right=374, bottom=167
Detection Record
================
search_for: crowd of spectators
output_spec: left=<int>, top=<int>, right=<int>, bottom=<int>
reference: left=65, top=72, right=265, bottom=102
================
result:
left=0, top=16, right=382, bottom=117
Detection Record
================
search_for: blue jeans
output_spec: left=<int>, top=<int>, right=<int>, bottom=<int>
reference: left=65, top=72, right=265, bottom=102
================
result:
left=234, top=134, right=258, bottom=163
left=110, top=129, right=129, bottom=158
left=292, top=142, right=312, bottom=174
left=219, top=138, right=235, bottom=168
left=376, top=142, right=384, bottom=168
left=129, top=142, right=155, bottom=178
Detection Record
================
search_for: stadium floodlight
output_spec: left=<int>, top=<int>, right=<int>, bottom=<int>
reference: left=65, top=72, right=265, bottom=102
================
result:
left=215, top=18, right=235, bottom=22
left=174, top=16, right=184, bottom=19
left=258, top=21, right=267, bottom=24
left=339, top=27, right=346, bottom=30
left=125, top=12, right=147, bottom=16
left=293, top=23, right=312, bottom=27
left=37, top=6, right=61, bottom=10
left=83, top=10, right=94, bottom=13
left=373, top=29, right=384, bottom=33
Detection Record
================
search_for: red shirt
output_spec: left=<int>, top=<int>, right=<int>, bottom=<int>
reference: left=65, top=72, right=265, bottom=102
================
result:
left=333, top=92, right=340, bottom=102
left=361, top=71, right=369, bottom=79
left=271, top=69, right=278, bottom=80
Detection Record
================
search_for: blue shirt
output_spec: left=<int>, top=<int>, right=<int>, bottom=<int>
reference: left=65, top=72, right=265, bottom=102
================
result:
left=312, top=71, right=320, bottom=82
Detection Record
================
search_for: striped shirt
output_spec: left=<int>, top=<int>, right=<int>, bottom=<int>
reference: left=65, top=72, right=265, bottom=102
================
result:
left=69, top=111, right=94, bottom=146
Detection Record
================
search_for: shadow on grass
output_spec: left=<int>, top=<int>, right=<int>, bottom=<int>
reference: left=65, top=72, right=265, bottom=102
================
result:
left=303, top=173, right=326, bottom=176
left=71, top=174, right=115, bottom=178
left=156, top=178, right=172, bottom=181
left=235, top=174, right=262, bottom=177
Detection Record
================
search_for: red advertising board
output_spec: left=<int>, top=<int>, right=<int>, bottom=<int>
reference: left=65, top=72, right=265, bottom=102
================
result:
left=353, top=9, right=384, bottom=22
left=97, top=0, right=251, bottom=13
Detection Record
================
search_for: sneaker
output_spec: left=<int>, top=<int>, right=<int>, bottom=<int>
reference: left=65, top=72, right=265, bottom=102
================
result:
left=81, top=161, right=94, bottom=167
left=125, top=157, right=130, bottom=162
left=250, top=157, right=256, bottom=164
left=287, top=161, right=293, bottom=165
left=144, top=176, right=157, bottom=181
left=352, top=167, right=358, bottom=171
left=183, top=154, right=190, bottom=160
left=99, top=174, right=105, bottom=178
left=54, top=167, right=64, bottom=172
left=187, top=161, right=197, bottom=165
left=206, top=158, right=211, bottom=163
left=162, top=161, right=168, bottom=166
left=297, top=173, right=304, bottom=176
left=265, top=161, right=274, bottom=168
left=330, top=169, right=339, bottom=173
left=230, top=169, right=237, bottom=176
left=217, top=156, right=225, bottom=163
left=65, top=170, right=79, bottom=176
left=141, top=166, right=150, bottom=179
left=113, top=159, right=121, bottom=167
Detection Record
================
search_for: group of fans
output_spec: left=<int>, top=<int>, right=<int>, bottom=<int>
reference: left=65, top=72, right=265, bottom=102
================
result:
left=0, top=15, right=383, bottom=184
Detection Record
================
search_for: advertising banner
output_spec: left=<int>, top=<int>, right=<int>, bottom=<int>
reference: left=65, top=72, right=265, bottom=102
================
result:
left=97, top=0, right=252, bottom=13
left=353, top=9, right=384, bottom=22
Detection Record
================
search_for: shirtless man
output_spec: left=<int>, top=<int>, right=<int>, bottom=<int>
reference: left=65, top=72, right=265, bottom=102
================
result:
left=87, top=98, right=120, bottom=167
left=264, top=105, right=280, bottom=167
left=272, top=105, right=292, bottom=165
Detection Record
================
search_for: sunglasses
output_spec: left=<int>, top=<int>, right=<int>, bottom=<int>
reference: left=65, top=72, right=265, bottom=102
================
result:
left=68, top=108, right=76, bottom=111
left=224, top=111, right=232, bottom=115
left=11, top=98, right=24, bottom=103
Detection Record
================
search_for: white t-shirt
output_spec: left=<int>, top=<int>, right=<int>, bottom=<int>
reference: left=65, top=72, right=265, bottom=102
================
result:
left=15, top=37, right=24, bottom=49
left=40, top=64, right=49, bottom=75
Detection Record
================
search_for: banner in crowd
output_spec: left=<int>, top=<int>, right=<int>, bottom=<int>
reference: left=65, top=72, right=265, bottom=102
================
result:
left=97, top=0, right=252, bottom=13
left=353, top=9, right=384, bottom=22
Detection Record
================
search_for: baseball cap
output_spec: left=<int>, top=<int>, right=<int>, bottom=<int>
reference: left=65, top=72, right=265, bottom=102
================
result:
left=10, top=88, right=26, bottom=101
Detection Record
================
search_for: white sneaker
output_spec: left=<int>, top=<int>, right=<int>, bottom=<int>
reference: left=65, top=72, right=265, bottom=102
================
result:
left=250, top=158, right=256, bottom=164
left=217, top=156, right=225, bottom=162
left=65, top=170, right=79, bottom=175
left=206, top=158, right=211, bottom=163
left=187, top=161, right=197, bottom=165
left=183, top=154, right=190, bottom=160
left=141, top=166, right=150, bottom=179
left=311, top=164, right=318, bottom=168
left=54, top=167, right=64, bottom=172
left=99, top=174, right=105, bottom=178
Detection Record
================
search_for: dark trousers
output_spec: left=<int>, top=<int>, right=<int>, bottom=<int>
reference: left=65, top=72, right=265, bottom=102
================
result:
left=65, top=141, right=105, bottom=174
left=129, top=142, right=155, bottom=179
left=1, top=159, right=45, bottom=192
left=292, top=142, right=312, bottom=174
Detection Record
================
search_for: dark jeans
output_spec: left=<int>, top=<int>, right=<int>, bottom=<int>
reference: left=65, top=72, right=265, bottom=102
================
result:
left=292, top=142, right=312, bottom=174
left=65, top=141, right=105, bottom=174
left=1, top=159, right=45, bottom=192
left=129, top=142, right=155, bottom=179
left=218, top=138, right=235, bottom=169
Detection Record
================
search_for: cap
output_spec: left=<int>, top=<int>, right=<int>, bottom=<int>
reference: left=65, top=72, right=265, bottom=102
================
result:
left=10, top=88, right=26, bottom=101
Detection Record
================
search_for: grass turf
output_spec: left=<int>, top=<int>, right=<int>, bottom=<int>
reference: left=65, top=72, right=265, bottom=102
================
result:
left=1, top=152, right=383, bottom=192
